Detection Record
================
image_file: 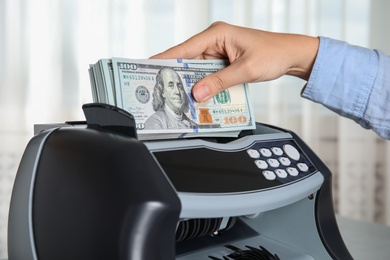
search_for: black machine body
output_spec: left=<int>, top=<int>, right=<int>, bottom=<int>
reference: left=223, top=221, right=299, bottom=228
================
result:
left=8, top=103, right=353, bottom=260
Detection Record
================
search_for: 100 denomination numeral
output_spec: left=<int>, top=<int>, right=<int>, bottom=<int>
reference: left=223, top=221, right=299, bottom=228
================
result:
left=224, top=116, right=247, bottom=124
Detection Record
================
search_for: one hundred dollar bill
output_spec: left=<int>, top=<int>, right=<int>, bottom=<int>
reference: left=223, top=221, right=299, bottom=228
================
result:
left=89, top=58, right=255, bottom=139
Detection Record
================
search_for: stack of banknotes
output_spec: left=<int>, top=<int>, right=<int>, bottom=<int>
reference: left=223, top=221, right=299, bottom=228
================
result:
left=88, top=58, right=255, bottom=140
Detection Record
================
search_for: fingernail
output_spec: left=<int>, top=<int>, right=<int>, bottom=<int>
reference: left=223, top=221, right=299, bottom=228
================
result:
left=193, top=84, right=211, bottom=102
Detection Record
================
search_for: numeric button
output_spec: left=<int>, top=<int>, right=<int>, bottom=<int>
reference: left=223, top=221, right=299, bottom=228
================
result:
left=271, top=147, right=283, bottom=156
left=279, top=157, right=291, bottom=166
left=254, top=160, right=268, bottom=169
left=247, top=149, right=260, bottom=158
left=286, top=167, right=299, bottom=176
left=262, top=170, right=276, bottom=180
left=267, top=158, right=280, bottom=168
left=275, top=169, right=288, bottom=178
left=259, top=148, right=272, bottom=157
left=297, top=163, right=309, bottom=172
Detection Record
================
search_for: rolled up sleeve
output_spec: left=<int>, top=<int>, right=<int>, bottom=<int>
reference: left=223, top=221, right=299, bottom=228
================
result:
left=301, top=36, right=390, bottom=139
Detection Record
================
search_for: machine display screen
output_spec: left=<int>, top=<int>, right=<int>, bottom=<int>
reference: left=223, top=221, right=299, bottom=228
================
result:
left=153, top=148, right=280, bottom=193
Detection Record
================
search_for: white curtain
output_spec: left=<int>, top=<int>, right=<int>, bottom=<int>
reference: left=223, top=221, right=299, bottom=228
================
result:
left=1, top=0, right=389, bottom=257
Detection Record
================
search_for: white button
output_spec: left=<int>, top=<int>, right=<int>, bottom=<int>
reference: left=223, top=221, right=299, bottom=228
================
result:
left=279, top=157, right=291, bottom=166
left=275, top=169, right=288, bottom=178
left=247, top=149, right=260, bottom=158
left=283, top=144, right=300, bottom=161
left=254, top=160, right=268, bottom=169
left=297, top=163, right=309, bottom=172
left=286, top=167, right=299, bottom=176
left=259, top=148, right=272, bottom=157
left=271, top=147, right=283, bottom=156
left=267, top=158, right=280, bottom=168
left=262, top=170, right=276, bottom=180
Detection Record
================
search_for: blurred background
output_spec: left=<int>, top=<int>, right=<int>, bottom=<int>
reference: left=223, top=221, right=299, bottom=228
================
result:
left=1, top=0, right=389, bottom=258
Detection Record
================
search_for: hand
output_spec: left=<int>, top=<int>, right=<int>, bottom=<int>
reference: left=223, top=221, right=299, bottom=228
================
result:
left=151, top=21, right=319, bottom=102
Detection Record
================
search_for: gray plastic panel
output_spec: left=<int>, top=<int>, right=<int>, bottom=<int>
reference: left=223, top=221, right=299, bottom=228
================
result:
left=145, top=133, right=293, bottom=152
left=8, top=128, right=57, bottom=260
left=177, top=172, right=323, bottom=218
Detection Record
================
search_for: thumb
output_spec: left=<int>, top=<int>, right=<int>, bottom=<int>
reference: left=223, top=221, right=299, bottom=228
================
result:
left=192, top=62, right=247, bottom=102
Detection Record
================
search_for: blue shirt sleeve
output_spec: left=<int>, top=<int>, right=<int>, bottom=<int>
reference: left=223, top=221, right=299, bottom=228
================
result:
left=301, top=36, right=390, bottom=139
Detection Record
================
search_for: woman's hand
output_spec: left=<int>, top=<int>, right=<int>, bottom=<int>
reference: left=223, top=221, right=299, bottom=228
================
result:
left=151, top=21, right=319, bottom=102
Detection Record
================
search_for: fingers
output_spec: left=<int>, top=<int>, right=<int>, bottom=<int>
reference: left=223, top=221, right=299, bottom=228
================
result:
left=192, top=60, right=250, bottom=102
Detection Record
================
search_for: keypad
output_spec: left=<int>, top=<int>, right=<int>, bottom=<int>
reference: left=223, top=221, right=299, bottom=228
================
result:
left=248, top=140, right=315, bottom=182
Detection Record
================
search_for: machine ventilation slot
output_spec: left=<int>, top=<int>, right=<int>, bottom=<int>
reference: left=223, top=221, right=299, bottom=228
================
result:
left=208, top=244, right=280, bottom=260
left=176, top=217, right=237, bottom=242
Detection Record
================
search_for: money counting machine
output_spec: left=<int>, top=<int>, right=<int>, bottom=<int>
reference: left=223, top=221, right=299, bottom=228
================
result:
left=8, top=103, right=353, bottom=260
